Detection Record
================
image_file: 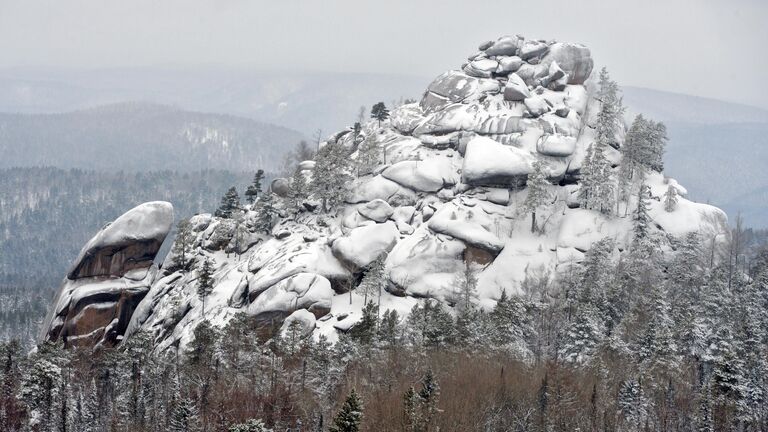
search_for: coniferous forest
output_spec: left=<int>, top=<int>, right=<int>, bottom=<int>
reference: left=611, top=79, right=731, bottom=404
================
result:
left=2, top=222, right=768, bottom=431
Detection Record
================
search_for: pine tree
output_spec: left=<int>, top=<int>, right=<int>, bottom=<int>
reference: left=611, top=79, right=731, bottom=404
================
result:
left=172, top=218, right=194, bottom=270
left=287, top=169, right=308, bottom=214
left=370, top=102, right=390, bottom=127
left=310, top=143, right=353, bottom=212
left=215, top=186, right=241, bottom=218
left=357, top=255, right=386, bottom=306
left=168, top=397, right=200, bottom=432
left=579, top=144, right=614, bottom=215
left=355, top=136, right=381, bottom=177
left=663, top=184, right=678, bottom=212
left=349, top=302, right=379, bottom=346
left=417, top=370, right=440, bottom=430
left=252, top=192, right=279, bottom=234
left=523, top=161, right=551, bottom=233
left=329, top=389, right=363, bottom=432
left=244, top=169, right=264, bottom=204
left=633, top=183, right=652, bottom=247
left=197, top=258, right=214, bottom=317
left=490, top=290, right=533, bottom=358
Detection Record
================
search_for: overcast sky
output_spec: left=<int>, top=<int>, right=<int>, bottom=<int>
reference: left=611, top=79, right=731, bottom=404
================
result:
left=1, top=0, right=766, bottom=108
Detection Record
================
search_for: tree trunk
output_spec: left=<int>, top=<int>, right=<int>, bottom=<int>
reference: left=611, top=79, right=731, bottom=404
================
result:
left=531, top=211, right=537, bottom=233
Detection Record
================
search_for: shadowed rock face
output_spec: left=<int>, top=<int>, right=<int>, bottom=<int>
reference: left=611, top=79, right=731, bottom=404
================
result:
left=39, top=201, right=173, bottom=347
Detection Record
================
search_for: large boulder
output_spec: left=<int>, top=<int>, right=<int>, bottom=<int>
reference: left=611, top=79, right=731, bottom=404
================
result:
left=332, top=221, right=399, bottom=269
left=540, top=43, right=594, bottom=84
left=420, top=71, right=501, bottom=111
left=503, top=73, right=531, bottom=101
left=484, top=35, right=522, bottom=56
left=39, top=202, right=174, bottom=347
left=461, top=136, right=535, bottom=186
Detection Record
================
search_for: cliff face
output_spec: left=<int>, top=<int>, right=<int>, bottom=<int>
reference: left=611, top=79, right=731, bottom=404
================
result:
left=39, top=201, right=173, bottom=348
left=41, top=35, right=728, bottom=353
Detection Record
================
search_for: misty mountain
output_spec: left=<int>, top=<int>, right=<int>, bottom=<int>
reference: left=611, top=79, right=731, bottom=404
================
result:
left=0, top=101, right=304, bottom=172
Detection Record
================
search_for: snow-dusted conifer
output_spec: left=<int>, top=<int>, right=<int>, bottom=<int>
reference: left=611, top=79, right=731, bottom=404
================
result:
left=329, top=389, right=363, bottom=432
left=663, top=183, right=678, bottom=212
left=252, top=191, right=279, bottom=234
left=523, top=161, right=550, bottom=233
left=310, top=142, right=353, bottom=212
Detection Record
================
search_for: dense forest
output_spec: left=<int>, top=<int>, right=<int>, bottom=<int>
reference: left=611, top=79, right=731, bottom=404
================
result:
left=0, top=167, right=265, bottom=345
left=2, top=218, right=768, bottom=432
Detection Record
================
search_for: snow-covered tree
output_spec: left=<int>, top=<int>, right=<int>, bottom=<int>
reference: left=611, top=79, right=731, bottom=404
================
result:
left=252, top=191, right=279, bottom=234
left=172, top=218, right=194, bottom=270
left=329, top=389, right=363, bottom=432
left=633, top=183, right=652, bottom=247
left=490, top=290, right=533, bottom=358
left=523, top=161, right=551, bottom=233
left=370, top=102, right=390, bottom=128
left=355, top=135, right=381, bottom=177
left=310, top=143, right=353, bottom=212
left=168, top=397, right=200, bottom=432
left=197, top=257, right=214, bottom=317
left=215, top=186, right=241, bottom=218
left=287, top=169, right=308, bottom=214
left=244, top=169, right=264, bottom=204
left=663, top=183, right=678, bottom=212
left=357, top=255, right=387, bottom=306
left=579, top=143, right=614, bottom=215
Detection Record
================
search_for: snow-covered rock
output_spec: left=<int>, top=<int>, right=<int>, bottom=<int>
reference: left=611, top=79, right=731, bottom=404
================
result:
left=503, top=73, right=531, bottom=101
left=461, top=136, right=535, bottom=186
left=332, top=221, right=399, bottom=269
left=41, top=34, right=730, bottom=356
left=40, top=201, right=174, bottom=347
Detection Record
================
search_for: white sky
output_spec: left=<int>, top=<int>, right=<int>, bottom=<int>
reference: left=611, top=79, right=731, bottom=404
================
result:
left=1, top=0, right=766, bottom=108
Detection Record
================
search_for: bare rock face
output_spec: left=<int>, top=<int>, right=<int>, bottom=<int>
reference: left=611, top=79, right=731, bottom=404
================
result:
left=39, top=201, right=174, bottom=347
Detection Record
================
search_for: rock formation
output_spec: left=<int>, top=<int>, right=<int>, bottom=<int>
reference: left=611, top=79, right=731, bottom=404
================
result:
left=42, top=35, right=728, bottom=354
left=39, top=201, right=173, bottom=347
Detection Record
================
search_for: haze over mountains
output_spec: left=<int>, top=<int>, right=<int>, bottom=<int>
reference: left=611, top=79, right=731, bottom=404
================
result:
left=1, top=67, right=767, bottom=226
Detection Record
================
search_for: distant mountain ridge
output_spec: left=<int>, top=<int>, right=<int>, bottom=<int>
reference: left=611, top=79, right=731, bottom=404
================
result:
left=0, top=101, right=304, bottom=172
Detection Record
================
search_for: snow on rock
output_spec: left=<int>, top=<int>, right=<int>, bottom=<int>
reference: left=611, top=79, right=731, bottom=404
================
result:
left=503, top=73, right=531, bottom=101
left=537, top=134, right=577, bottom=157
left=40, top=201, right=173, bottom=347
left=44, top=34, right=732, bottom=355
left=556, top=209, right=632, bottom=252
left=427, top=202, right=506, bottom=254
left=358, top=199, right=394, bottom=223
left=381, top=157, right=459, bottom=192
left=347, top=175, right=418, bottom=206
left=68, top=201, right=173, bottom=279
left=386, top=226, right=466, bottom=298
left=280, top=309, right=317, bottom=337
left=461, top=136, right=535, bottom=186
left=332, top=221, right=399, bottom=269
left=248, top=273, right=333, bottom=321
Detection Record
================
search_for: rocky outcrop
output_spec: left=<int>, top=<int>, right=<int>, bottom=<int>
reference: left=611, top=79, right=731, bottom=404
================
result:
left=42, top=34, right=728, bottom=355
left=39, top=201, right=173, bottom=347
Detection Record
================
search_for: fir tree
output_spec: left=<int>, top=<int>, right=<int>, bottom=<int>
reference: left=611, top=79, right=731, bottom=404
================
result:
left=370, top=102, right=390, bottom=127
left=244, top=169, right=264, bottom=204
left=310, top=143, right=353, bottom=212
left=252, top=192, right=279, bottom=234
left=357, top=255, right=387, bottom=306
left=215, top=186, right=241, bottom=218
left=523, top=161, right=551, bottom=233
left=172, top=218, right=194, bottom=270
left=329, top=389, right=363, bottom=432
left=287, top=169, right=308, bottom=214
left=355, top=135, right=382, bottom=177
left=663, top=184, right=678, bottom=212
left=197, top=258, right=214, bottom=317
left=633, top=183, right=652, bottom=247
left=168, top=397, right=200, bottom=432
